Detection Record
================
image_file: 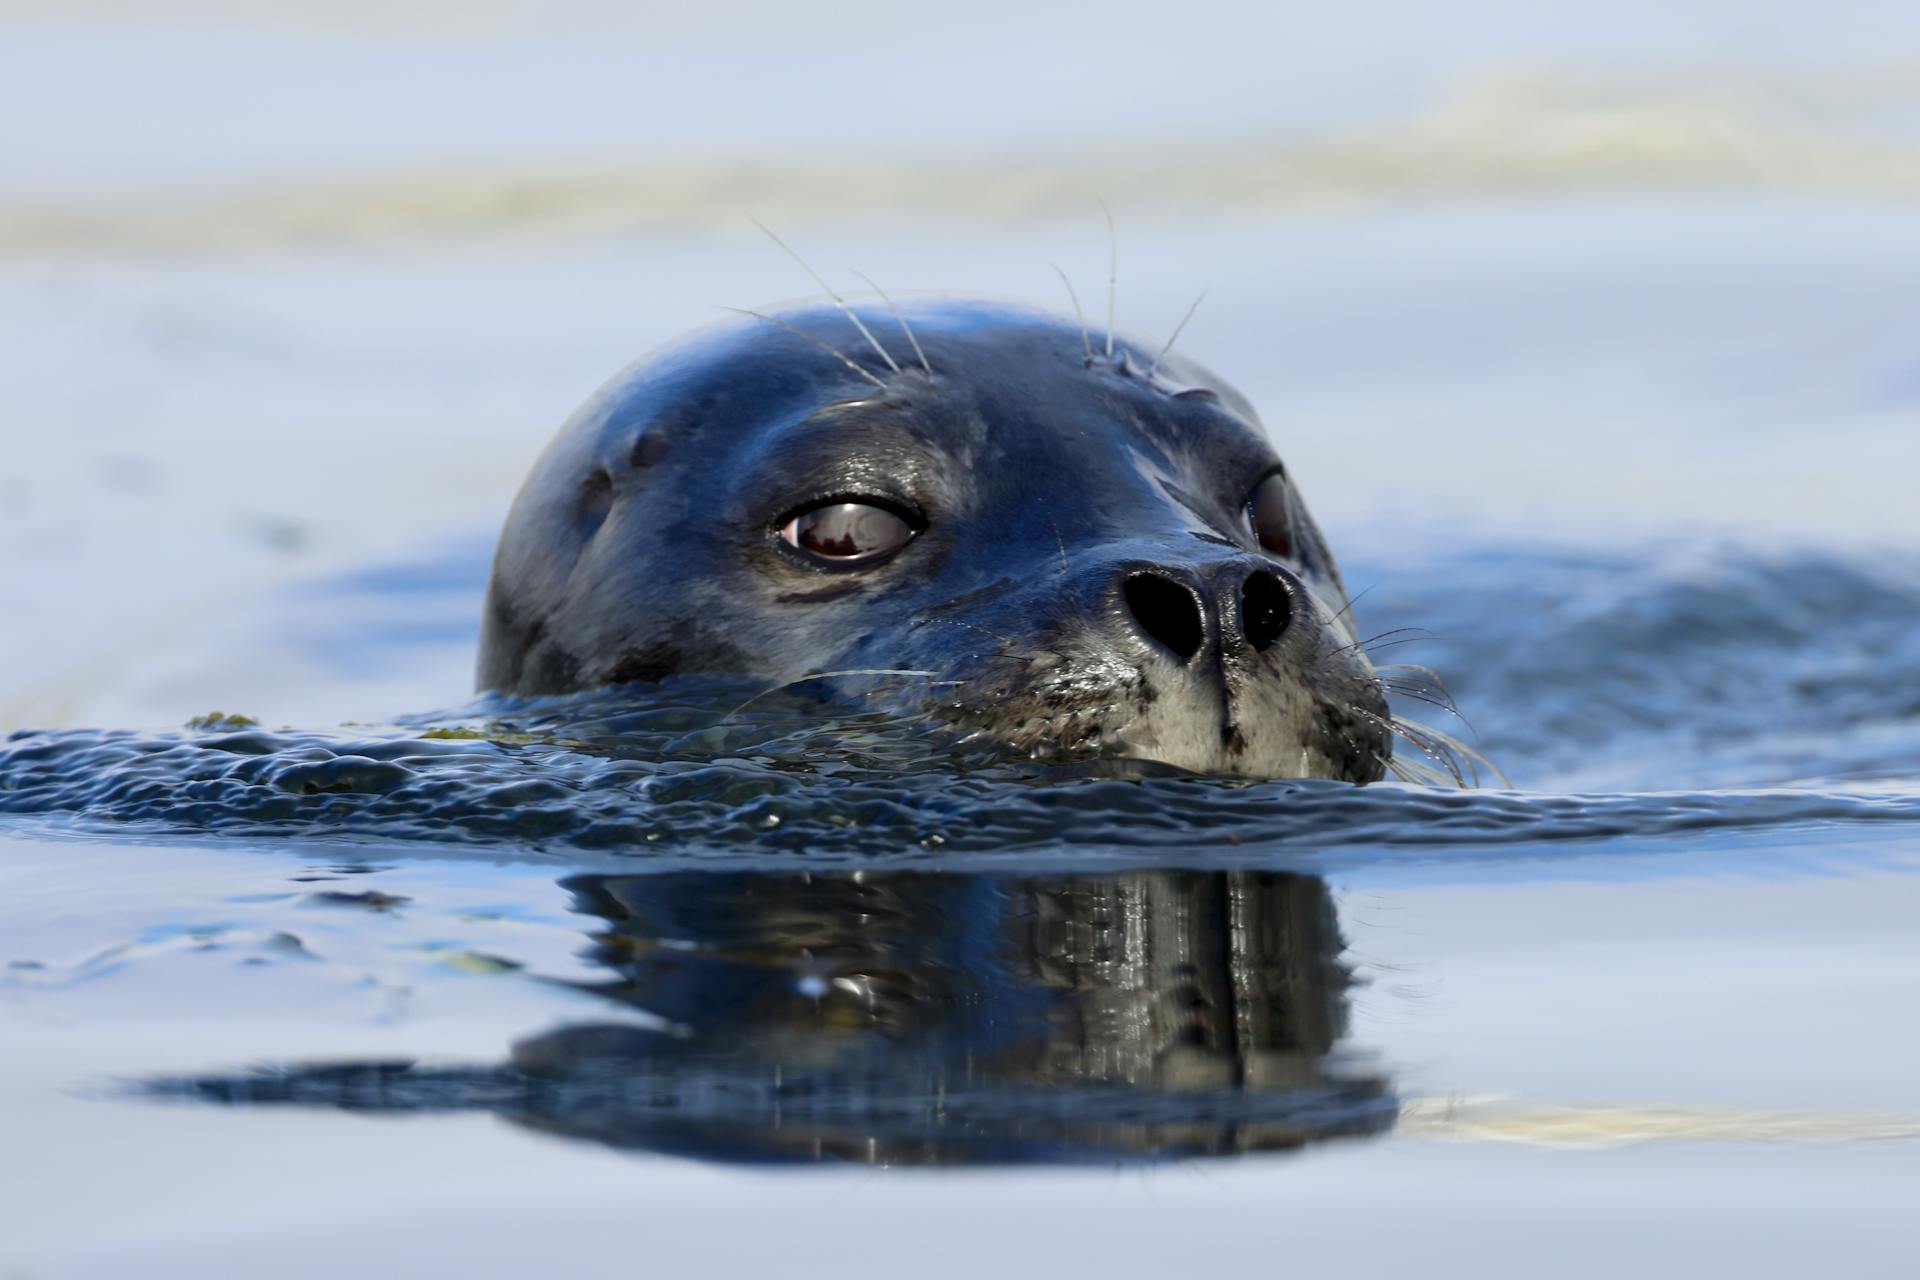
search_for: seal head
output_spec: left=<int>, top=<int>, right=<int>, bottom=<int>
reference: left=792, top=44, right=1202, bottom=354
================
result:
left=480, top=300, right=1389, bottom=780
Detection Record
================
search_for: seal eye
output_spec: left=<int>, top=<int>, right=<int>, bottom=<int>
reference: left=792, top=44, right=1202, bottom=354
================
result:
left=1246, top=471, right=1295, bottom=559
left=780, top=501, right=915, bottom=565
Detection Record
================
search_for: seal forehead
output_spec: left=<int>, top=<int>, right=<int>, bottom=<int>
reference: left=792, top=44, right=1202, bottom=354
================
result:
left=588, top=299, right=1271, bottom=470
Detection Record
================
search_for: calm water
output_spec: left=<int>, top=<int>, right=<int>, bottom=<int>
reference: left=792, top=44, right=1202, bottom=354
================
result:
left=5, top=532, right=1919, bottom=1275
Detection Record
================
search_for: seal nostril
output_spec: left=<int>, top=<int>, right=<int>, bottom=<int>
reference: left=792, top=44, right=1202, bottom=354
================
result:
left=1242, top=570, right=1291, bottom=652
left=1123, top=572, right=1206, bottom=662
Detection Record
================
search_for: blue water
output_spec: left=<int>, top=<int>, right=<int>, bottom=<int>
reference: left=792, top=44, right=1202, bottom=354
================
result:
left=5, top=532, right=1918, bottom=1199
left=10, top=538, right=1919, bottom=861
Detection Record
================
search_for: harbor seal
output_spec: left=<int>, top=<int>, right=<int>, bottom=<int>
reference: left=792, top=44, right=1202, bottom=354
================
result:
left=479, top=299, right=1390, bottom=780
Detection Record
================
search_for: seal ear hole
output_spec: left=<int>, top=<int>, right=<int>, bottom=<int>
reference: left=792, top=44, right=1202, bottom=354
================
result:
left=577, top=469, right=614, bottom=538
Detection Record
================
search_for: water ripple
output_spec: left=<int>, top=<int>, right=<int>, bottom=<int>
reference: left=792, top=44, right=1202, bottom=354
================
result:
left=5, top=680, right=1917, bottom=866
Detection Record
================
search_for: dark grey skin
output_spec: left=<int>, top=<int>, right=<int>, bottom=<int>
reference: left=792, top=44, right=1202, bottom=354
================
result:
left=479, top=300, right=1390, bottom=780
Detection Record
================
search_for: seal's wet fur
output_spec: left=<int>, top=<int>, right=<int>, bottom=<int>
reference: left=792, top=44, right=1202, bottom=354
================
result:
left=480, top=300, right=1390, bottom=780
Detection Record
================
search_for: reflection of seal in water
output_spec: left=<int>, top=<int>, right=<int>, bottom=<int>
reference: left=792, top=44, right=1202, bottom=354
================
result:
left=479, top=300, right=1390, bottom=780
left=142, top=869, right=1396, bottom=1166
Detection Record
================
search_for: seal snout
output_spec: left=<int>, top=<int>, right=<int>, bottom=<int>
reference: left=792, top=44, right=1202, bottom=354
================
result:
left=1120, top=564, right=1293, bottom=664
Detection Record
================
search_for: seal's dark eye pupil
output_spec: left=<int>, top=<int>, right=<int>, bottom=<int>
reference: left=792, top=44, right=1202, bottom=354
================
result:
left=1247, top=473, right=1294, bottom=559
left=781, top=502, right=913, bottom=563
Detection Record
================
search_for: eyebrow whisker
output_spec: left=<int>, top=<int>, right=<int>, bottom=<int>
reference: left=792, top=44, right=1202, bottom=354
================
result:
left=749, top=217, right=902, bottom=374
left=1099, top=199, right=1118, bottom=360
left=851, top=269, right=935, bottom=379
left=1051, top=263, right=1095, bottom=365
left=718, top=306, right=888, bottom=389
left=1148, top=287, right=1208, bottom=379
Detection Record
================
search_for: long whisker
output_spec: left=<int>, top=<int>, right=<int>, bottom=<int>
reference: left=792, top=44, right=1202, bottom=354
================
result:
left=1379, top=669, right=1460, bottom=710
left=851, top=269, right=934, bottom=378
left=1148, top=287, right=1208, bottom=378
left=1403, top=717, right=1509, bottom=787
left=1367, top=710, right=1468, bottom=788
left=1327, top=582, right=1381, bottom=630
left=1392, top=756, right=1466, bottom=787
left=1379, top=709, right=1508, bottom=789
left=1315, top=625, right=1437, bottom=665
left=1099, top=198, right=1118, bottom=359
left=1357, top=626, right=1435, bottom=649
left=1381, top=670, right=1458, bottom=702
left=1374, top=662, right=1450, bottom=692
left=1359, top=637, right=1436, bottom=657
left=1051, top=264, right=1095, bottom=364
left=1384, top=752, right=1454, bottom=787
left=718, top=307, right=887, bottom=390
left=1382, top=686, right=1459, bottom=717
left=749, top=218, right=902, bottom=374
left=1396, top=728, right=1465, bottom=787
left=1342, top=698, right=1496, bottom=790
left=1386, top=688, right=1482, bottom=741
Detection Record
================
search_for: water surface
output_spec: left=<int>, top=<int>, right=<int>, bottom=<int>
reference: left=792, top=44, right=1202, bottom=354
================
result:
left=6, top=524, right=1919, bottom=1277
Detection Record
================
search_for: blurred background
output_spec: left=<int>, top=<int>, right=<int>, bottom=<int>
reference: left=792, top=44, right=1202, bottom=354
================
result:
left=5, top=0, right=1920, bottom=732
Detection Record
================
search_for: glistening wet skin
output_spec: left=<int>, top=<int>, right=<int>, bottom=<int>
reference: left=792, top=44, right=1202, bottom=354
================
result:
left=140, top=868, right=1393, bottom=1166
